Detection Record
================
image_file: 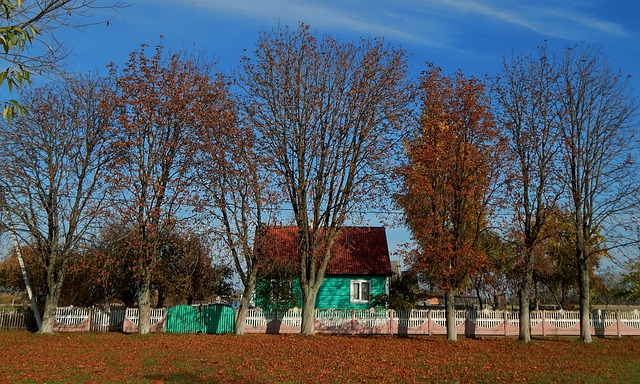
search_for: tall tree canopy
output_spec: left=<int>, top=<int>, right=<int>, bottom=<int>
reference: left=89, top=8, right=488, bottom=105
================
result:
left=194, top=119, right=278, bottom=335
left=397, top=65, right=501, bottom=341
left=492, top=46, right=563, bottom=342
left=80, top=223, right=233, bottom=307
left=0, top=74, right=113, bottom=332
left=106, top=43, right=236, bottom=334
left=239, top=23, right=412, bottom=335
left=557, top=46, right=638, bottom=342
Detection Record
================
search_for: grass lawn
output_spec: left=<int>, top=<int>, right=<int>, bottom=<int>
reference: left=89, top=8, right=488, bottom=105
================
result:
left=0, top=331, right=639, bottom=383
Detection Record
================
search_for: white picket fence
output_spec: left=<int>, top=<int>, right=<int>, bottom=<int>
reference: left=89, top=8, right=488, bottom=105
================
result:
left=245, top=307, right=303, bottom=328
left=123, top=308, right=166, bottom=326
left=55, top=307, right=91, bottom=326
left=243, top=308, right=640, bottom=336
left=51, top=307, right=165, bottom=332
left=4, top=306, right=640, bottom=336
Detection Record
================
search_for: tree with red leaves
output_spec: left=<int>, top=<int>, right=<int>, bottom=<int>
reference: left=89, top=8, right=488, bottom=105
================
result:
left=106, top=42, right=236, bottom=334
left=397, top=65, right=501, bottom=341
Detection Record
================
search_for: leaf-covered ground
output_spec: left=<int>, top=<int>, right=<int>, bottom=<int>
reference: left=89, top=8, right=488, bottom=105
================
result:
left=1, top=331, right=639, bottom=383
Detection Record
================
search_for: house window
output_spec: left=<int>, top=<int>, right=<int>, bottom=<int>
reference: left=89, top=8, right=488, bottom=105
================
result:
left=350, top=280, right=371, bottom=303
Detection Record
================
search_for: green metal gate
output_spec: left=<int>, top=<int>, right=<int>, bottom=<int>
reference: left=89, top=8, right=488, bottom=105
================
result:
left=202, top=304, right=235, bottom=334
left=166, top=304, right=235, bottom=334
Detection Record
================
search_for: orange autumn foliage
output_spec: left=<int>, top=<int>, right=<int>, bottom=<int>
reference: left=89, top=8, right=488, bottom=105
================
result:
left=397, top=64, right=501, bottom=292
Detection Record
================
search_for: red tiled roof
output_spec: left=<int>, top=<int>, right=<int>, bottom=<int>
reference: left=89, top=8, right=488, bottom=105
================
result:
left=260, top=226, right=392, bottom=276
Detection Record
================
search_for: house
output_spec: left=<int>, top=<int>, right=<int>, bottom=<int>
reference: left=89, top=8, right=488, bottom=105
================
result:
left=256, top=226, right=394, bottom=310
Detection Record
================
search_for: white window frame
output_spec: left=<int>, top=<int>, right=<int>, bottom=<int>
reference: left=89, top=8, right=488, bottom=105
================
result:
left=350, top=280, right=371, bottom=303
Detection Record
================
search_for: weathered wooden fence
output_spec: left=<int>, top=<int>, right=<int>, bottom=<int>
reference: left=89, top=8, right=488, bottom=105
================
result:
left=50, top=307, right=166, bottom=333
left=3, top=306, right=640, bottom=337
left=0, top=305, right=232, bottom=333
left=0, top=309, right=35, bottom=331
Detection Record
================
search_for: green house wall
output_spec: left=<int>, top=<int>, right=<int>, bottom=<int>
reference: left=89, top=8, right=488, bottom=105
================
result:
left=291, top=275, right=388, bottom=310
left=255, top=276, right=388, bottom=310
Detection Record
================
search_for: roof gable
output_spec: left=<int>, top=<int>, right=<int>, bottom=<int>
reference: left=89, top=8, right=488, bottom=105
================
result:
left=260, top=226, right=392, bottom=276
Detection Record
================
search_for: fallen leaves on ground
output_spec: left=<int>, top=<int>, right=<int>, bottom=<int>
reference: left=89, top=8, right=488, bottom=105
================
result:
left=0, top=331, right=639, bottom=383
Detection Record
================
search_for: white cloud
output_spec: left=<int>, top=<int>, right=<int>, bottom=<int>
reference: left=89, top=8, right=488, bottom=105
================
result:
left=171, top=0, right=455, bottom=48
left=422, top=0, right=630, bottom=40
left=178, top=0, right=631, bottom=48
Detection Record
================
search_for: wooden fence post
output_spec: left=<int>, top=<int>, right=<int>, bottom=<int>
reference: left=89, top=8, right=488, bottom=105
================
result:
left=464, top=309, right=469, bottom=338
left=88, top=307, right=93, bottom=332
left=351, top=310, right=355, bottom=335
left=503, top=311, right=507, bottom=336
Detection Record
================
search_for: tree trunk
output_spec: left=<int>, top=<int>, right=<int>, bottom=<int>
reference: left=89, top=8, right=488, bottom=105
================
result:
left=534, top=281, right=539, bottom=311
left=235, top=275, right=257, bottom=335
left=445, top=289, right=457, bottom=342
left=9, top=221, right=42, bottom=330
left=300, top=287, right=317, bottom=336
left=578, top=254, right=592, bottom=343
left=518, top=281, right=532, bottom=343
left=138, top=270, right=152, bottom=335
left=39, top=274, right=64, bottom=334
left=157, top=290, right=166, bottom=308
left=234, top=295, right=251, bottom=336
left=475, top=284, right=484, bottom=311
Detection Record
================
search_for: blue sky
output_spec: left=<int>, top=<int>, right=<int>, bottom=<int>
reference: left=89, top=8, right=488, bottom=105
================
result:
left=60, top=0, right=640, bottom=83
left=54, top=0, right=640, bottom=259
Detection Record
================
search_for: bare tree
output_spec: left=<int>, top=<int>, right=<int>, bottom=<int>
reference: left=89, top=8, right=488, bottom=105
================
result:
left=239, top=23, right=412, bottom=335
left=106, top=43, right=236, bottom=334
left=0, top=74, right=113, bottom=333
left=492, top=46, right=563, bottom=342
left=557, top=46, right=638, bottom=342
left=194, top=103, right=280, bottom=335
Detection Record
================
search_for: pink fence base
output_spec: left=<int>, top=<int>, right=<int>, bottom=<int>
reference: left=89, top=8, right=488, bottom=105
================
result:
left=613, top=322, right=640, bottom=337
left=245, top=318, right=640, bottom=337
left=36, top=306, right=640, bottom=337
left=243, top=319, right=300, bottom=334
left=53, top=307, right=92, bottom=332
left=465, top=321, right=520, bottom=337
left=53, top=318, right=91, bottom=332
left=121, top=308, right=165, bottom=333
left=243, top=309, right=640, bottom=337
left=122, top=318, right=165, bottom=333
